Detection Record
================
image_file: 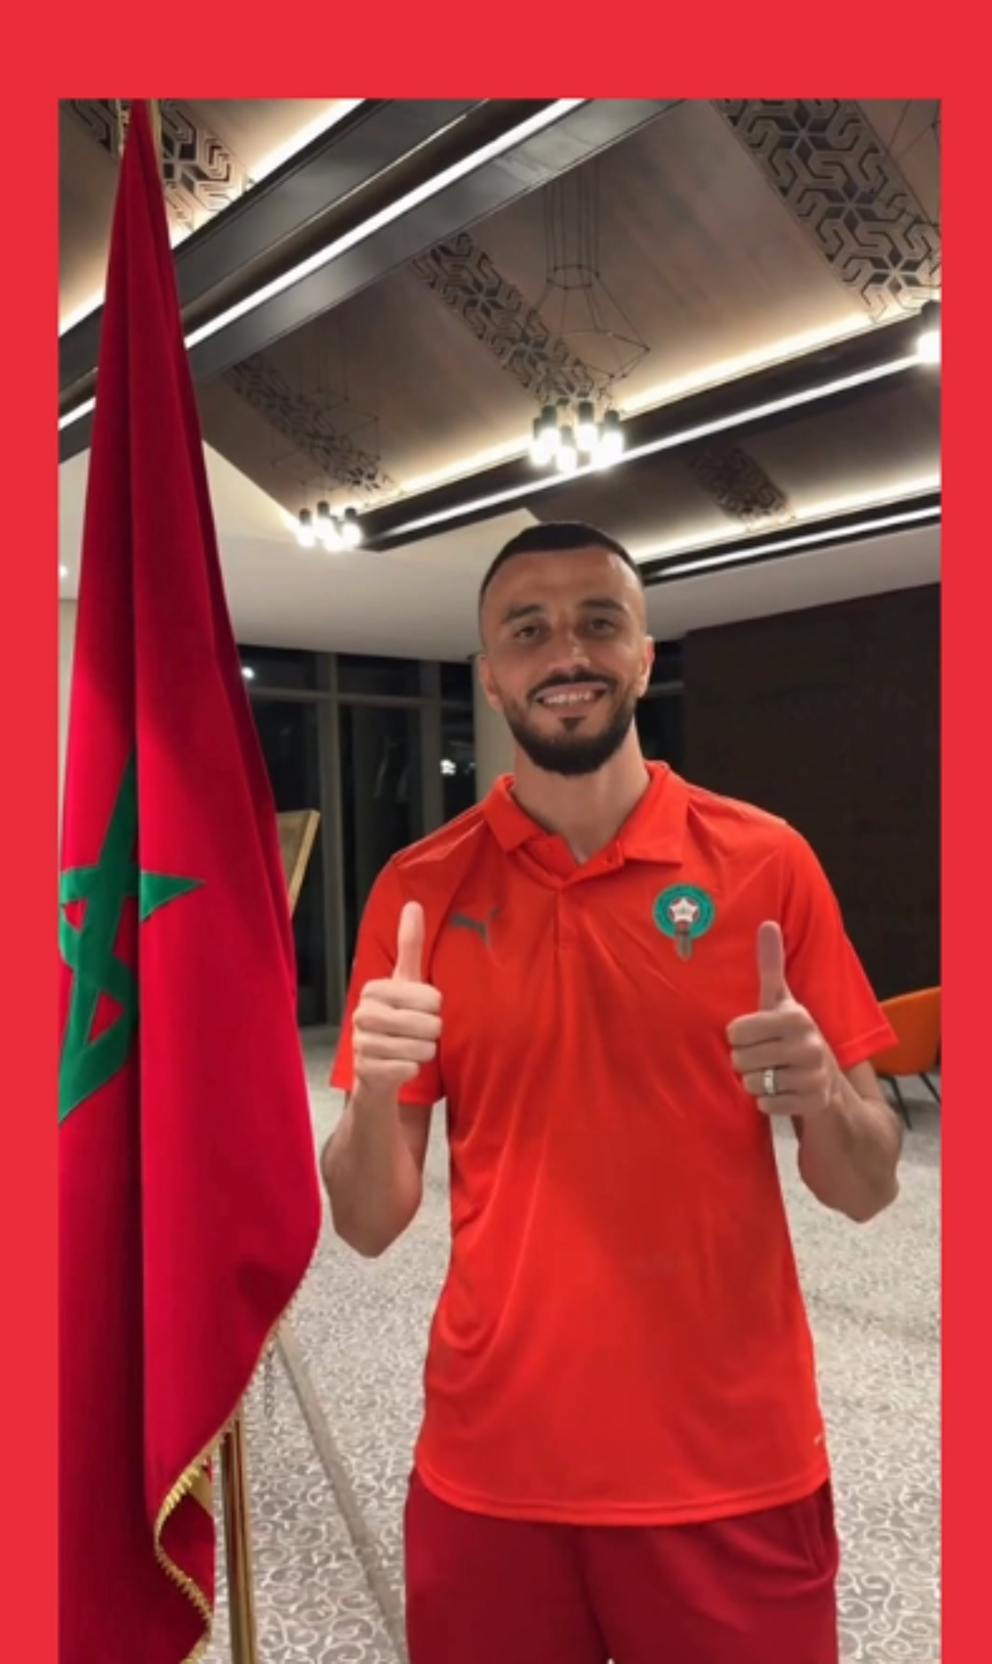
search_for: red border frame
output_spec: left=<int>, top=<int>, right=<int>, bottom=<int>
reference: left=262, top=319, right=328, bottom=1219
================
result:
left=940, top=77, right=984, bottom=1664
left=3, top=26, right=968, bottom=1664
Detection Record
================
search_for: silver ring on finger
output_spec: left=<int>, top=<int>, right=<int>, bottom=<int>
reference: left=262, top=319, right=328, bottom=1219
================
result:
left=762, top=1066, right=778, bottom=1098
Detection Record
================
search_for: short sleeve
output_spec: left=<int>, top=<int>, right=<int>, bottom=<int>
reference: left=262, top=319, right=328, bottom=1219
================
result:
left=329, top=860, right=442, bottom=1107
left=779, top=829, right=897, bottom=1070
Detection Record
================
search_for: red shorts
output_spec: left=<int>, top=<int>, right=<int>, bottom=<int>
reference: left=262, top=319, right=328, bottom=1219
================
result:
left=405, top=1472, right=839, bottom=1664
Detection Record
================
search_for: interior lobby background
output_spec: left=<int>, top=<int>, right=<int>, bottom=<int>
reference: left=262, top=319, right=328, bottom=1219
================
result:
left=59, top=579, right=938, bottom=1028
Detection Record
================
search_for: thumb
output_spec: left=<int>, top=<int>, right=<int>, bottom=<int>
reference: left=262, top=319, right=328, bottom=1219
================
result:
left=757, top=921, right=789, bottom=1010
left=393, top=901, right=425, bottom=983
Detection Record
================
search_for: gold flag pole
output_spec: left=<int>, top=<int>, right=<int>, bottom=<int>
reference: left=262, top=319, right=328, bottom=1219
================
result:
left=220, top=811, right=321, bottom=1664
left=221, top=1416, right=259, bottom=1664
left=148, top=98, right=163, bottom=166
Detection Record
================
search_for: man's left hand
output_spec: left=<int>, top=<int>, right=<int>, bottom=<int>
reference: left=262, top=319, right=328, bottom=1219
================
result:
left=726, top=922, right=839, bottom=1121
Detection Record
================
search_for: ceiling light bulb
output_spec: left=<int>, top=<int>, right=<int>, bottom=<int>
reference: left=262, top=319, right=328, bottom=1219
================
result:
left=595, top=410, right=624, bottom=467
left=241, top=665, right=256, bottom=681
left=297, top=509, right=316, bottom=549
left=576, top=400, right=599, bottom=453
left=530, top=417, right=551, bottom=467
left=341, top=507, right=363, bottom=548
left=916, top=300, right=941, bottom=366
left=315, top=501, right=342, bottom=549
left=534, top=404, right=561, bottom=465
left=556, top=426, right=579, bottom=473
left=60, top=564, right=69, bottom=579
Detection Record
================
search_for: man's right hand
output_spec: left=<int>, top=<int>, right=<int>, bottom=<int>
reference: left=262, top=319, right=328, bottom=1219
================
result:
left=352, top=902, right=442, bottom=1094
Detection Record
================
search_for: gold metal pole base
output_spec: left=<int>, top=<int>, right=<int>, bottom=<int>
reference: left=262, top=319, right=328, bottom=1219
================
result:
left=221, top=1414, right=259, bottom=1664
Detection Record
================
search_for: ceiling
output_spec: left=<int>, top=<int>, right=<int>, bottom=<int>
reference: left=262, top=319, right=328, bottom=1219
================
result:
left=59, top=99, right=359, bottom=328
left=58, top=98, right=941, bottom=655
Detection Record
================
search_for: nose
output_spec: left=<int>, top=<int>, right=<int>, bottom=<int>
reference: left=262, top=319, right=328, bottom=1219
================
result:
left=531, top=626, right=606, bottom=701
left=552, top=626, right=593, bottom=671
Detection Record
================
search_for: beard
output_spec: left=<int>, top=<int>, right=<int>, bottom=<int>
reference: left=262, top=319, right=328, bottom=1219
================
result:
left=502, top=678, right=640, bottom=777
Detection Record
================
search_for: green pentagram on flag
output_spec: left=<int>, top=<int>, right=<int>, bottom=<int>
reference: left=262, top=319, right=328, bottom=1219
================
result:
left=59, top=754, right=201, bottom=1124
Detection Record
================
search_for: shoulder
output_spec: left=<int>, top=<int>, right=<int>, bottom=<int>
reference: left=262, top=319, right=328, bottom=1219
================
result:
left=682, top=776, right=797, bottom=853
left=677, top=776, right=826, bottom=895
left=389, top=802, right=493, bottom=884
left=357, top=806, right=494, bottom=941
left=370, top=804, right=497, bottom=917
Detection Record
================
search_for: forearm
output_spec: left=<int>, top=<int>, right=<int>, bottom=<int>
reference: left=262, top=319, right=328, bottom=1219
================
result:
left=797, top=1071, right=901, bottom=1223
left=321, top=1088, right=423, bottom=1257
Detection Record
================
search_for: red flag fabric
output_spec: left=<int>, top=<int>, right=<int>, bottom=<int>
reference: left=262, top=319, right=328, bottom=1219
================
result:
left=58, top=102, right=322, bottom=1663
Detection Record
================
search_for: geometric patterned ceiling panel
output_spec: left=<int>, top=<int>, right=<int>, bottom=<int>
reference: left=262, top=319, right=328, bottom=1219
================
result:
left=67, top=99, right=251, bottom=237
left=715, top=98, right=941, bottom=321
left=687, top=445, right=795, bottom=530
left=227, top=354, right=396, bottom=502
left=412, top=231, right=598, bottom=403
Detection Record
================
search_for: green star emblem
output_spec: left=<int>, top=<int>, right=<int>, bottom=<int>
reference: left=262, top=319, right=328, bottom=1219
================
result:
left=59, top=754, right=201, bottom=1124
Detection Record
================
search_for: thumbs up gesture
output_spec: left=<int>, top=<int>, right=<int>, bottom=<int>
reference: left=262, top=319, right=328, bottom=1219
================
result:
left=726, top=923, right=836, bottom=1120
left=352, top=902, right=443, bottom=1097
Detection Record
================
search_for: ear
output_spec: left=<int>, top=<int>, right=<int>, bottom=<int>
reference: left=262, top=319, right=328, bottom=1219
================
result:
left=477, top=653, right=504, bottom=714
left=638, top=635, right=655, bottom=698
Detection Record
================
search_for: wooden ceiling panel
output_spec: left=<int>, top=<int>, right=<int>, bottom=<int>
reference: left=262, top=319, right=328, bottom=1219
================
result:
left=476, top=100, right=871, bottom=414
left=201, top=267, right=540, bottom=507
left=189, top=100, right=344, bottom=175
left=744, top=376, right=940, bottom=513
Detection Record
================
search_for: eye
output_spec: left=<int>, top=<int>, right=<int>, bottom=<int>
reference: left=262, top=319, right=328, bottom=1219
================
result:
left=513, top=623, right=542, bottom=642
left=587, top=616, right=617, bottom=634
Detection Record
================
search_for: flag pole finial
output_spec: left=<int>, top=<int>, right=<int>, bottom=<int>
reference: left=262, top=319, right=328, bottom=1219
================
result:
left=149, top=100, right=164, bottom=168
left=115, top=100, right=164, bottom=173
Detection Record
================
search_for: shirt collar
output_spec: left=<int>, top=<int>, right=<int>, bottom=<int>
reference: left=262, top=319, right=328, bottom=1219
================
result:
left=483, top=762, right=689, bottom=865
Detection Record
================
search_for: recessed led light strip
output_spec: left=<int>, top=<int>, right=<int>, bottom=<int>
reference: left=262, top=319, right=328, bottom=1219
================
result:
left=59, top=99, right=585, bottom=435
left=633, top=476, right=941, bottom=565
left=249, top=98, right=366, bottom=184
left=654, top=503, right=940, bottom=581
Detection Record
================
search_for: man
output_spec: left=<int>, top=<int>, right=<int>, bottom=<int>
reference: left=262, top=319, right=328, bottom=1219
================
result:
left=322, top=521, right=900, bottom=1664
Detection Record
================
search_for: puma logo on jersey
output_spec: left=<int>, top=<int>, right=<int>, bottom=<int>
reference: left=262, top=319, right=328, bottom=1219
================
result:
left=449, top=907, right=499, bottom=946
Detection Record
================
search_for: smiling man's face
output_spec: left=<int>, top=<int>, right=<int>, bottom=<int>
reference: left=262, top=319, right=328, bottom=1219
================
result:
left=478, top=544, right=654, bottom=777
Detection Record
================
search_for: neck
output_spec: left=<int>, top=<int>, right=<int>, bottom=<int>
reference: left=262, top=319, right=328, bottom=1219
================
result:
left=510, top=731, right=652, bottom=864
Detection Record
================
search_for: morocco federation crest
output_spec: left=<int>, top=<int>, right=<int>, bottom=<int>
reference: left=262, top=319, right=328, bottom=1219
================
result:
left=653, top=885, right=715, bottom=960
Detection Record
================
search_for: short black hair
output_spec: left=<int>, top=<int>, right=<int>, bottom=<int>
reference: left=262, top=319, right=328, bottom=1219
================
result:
left=478, top=521, right=643, bottom=608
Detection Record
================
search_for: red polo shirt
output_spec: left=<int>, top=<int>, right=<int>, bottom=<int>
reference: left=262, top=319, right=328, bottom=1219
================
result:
left=331, top=764, right=895, bottom=1525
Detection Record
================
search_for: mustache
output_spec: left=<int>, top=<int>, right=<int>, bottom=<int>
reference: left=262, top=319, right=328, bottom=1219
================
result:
left=529, top=672, right=616, bottom=703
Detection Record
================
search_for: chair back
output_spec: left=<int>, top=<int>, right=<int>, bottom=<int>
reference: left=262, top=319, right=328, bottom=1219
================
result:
left=873, top=987, right=941, bottom=1076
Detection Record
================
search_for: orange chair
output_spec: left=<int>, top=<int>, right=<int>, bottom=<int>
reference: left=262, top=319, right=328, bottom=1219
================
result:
left=872, top=987, right=941, bottom=1126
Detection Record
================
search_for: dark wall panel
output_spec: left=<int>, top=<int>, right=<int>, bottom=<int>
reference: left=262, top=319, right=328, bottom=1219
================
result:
left=683, top=585, right=939, bottom=1001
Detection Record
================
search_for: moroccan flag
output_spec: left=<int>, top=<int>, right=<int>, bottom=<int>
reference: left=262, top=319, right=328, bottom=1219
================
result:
left=58, top=102, right=322, bottom=1663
